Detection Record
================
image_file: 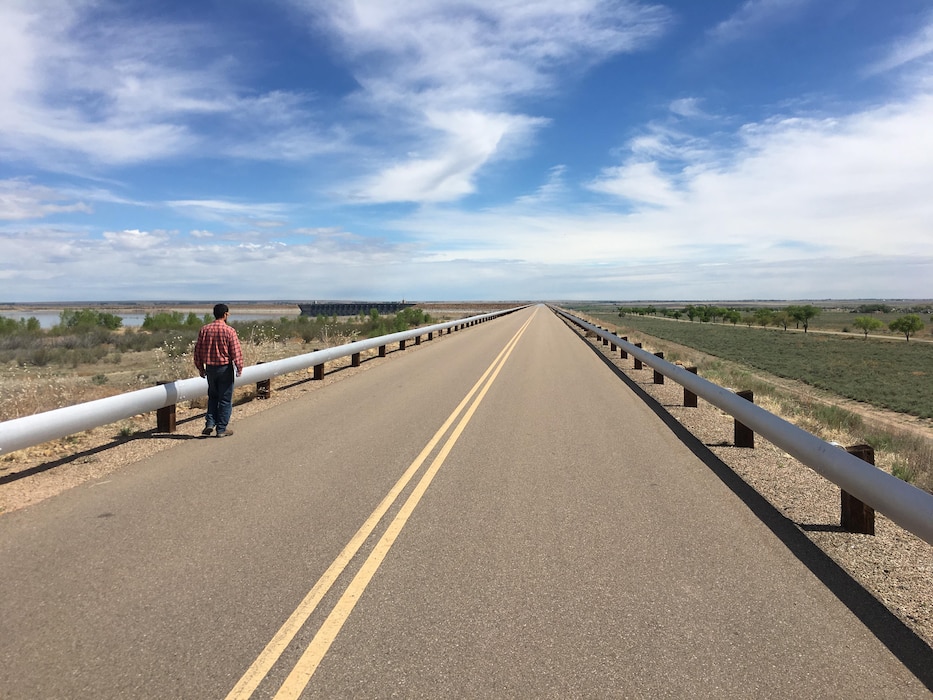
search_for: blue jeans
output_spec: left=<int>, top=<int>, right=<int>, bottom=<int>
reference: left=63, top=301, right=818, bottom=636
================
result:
left=205, top=364, right=235, bottom=432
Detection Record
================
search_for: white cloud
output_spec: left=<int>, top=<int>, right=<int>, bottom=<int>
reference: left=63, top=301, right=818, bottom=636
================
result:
left=866, top=15, right=933, bottom=75
left=669, top=97, right=708, bottom=119
left=380, top=87, right=933, bottom=299
left=101, top=228, right=171, bottom=251
left=0, top=178, right=93, bottom=220
left=708, top=0, right=812, bottom=44
left=294, top=0, right=673, bottom=203
left=0, top=1, right=324, bottom=169
left=587, top=161, right=685, bottom=207
left=311, top=0, right=671, bottom=105
left=166, top=199, right=291, bottom=226
left=347, top=110, right=545, bottom=203
left=515, top=165, right=568, bottom=205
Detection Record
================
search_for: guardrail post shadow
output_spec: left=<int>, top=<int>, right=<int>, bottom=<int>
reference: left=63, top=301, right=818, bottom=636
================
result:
left=352, top=352, right=361, bottom=368
left=734, top=390, right=755, bottom=448
left=156, top=381, right=176, bottom=433
left=684, top=367, right=698, bottom=407
left=653, top=353, right=664, bottom=384
left=256, top=362, right=271, bottom=400
left=633, top=343, right=643, bottom=370
left=620, top=337, right=628, bottom=359
left=314, top=363, right=325, bottom=381
left=841, top=445, right=876, bottom=535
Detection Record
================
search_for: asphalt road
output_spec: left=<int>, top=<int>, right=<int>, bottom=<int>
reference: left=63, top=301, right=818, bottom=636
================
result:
left=0, top=305, right=929, bottom=698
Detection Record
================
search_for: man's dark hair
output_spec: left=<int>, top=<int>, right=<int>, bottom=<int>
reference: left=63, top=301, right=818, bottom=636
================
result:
left=213, top=303, right=229, bottom=319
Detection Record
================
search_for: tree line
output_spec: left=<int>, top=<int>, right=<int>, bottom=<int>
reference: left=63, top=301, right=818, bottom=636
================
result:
left=617, top=304, right=925, bottom=340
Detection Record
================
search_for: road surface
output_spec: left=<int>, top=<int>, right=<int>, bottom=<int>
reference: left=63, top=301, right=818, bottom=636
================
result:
left=0, top=305, right=929, bottom=698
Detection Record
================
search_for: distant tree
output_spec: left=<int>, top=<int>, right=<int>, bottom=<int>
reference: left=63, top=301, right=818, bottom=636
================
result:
left=772, top=311, right=792, bottom=331
left=684, top=305, right=697, bottom=322
left=753, top=308, right=774, bottom=327
left=59, top=308, right=123, bottom=330
left=889, top=314, right=924, bottom=342
left=787, top=304, right=820, bottom=333
left=742, top=313, right=755, bottom=327
left=724, top=310, right=741, bottom=325
left=853, top=303, right=892, bottom=314
left=852, top=316, right=884, bottom=339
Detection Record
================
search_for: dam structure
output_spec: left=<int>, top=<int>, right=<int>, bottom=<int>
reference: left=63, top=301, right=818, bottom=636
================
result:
left=298, top=301, right=415, bottom=318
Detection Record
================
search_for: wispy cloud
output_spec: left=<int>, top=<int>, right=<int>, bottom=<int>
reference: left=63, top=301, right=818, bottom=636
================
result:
left=707, top=0, right=812, bottom=44
left=166, top=199, right=291, bottom=226
left=0, top=178, right=93, bottom=220
left=345, top=110, right=546, bottom=203
left=866, top=14, right=933, bottom=75
left=293, top=0, right=673, bottom=203
left=0, top=1, right=324, bottom=170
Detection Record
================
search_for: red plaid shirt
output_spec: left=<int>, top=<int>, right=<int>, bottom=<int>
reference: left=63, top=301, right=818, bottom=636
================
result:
left=194, top=320, right=243, bottom=375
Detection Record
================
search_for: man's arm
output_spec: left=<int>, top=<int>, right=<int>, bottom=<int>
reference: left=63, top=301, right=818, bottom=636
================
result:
left=229, top=328, right=244, bottom=376
left=193, top=327, right=206, bottom=376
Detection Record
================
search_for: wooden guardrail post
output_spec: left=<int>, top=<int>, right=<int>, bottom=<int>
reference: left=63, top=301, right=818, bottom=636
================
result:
left=428, top=331, right=434, bottom=341
left=352, top=352, right=361, bottom=368
left=684, top=367, right=698, bottom=407
left=256, top=361, right=271, bottom=400
left=633, top=343, right=643, bottom=370
left=314, top=363, right=324, bottom=380
left=653, top=352, right=664, bottom=384
left=734, top=390, right=754, bottom=448
left=842, top=445, right=876, bottom=535
left=620, top=337, right=628, bottom=359
left=415, top=335, right=422, bottom=345
left=156, top=381, right=176, bottom=433
left=379, top=344, right=387, bottom=357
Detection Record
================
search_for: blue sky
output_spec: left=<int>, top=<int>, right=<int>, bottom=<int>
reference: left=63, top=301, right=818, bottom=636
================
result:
left=1, top=0, right=931, bottom=302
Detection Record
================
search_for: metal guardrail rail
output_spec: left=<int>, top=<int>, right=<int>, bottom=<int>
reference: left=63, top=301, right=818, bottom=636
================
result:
left=553, top=307, right=933, bottom=547
left=0, top=306, right=527, bottom=457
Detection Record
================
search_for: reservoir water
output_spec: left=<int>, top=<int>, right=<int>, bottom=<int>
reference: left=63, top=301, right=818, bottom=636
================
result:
left=0, top=310, right=299, bottom=330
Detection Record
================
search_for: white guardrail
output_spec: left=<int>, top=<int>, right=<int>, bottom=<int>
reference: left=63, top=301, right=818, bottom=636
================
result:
left=0, top=307, right=526, bottom=458
left=553, top=307, right=933, bottom=547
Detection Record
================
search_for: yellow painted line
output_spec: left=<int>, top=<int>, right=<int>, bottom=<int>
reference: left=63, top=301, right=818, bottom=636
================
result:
left=226, top=310, right=536, bottom=700
left=273, top=313, right=533, bottom=699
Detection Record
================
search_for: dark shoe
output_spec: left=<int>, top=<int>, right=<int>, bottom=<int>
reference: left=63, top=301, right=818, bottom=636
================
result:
left=201, top=426, right=214, bottom=436
left=215, top=430, right=233, bottom=438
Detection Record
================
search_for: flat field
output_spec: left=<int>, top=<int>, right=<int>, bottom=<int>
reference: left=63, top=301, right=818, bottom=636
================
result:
left=580, top=311, right=933, bottom=419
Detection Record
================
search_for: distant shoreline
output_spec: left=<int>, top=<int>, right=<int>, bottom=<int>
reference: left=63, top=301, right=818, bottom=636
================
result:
left=0, top=301, right=303, bottom=315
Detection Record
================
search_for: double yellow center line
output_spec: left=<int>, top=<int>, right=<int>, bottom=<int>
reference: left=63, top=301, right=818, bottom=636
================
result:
left=227, top=310, right=536, bottom=699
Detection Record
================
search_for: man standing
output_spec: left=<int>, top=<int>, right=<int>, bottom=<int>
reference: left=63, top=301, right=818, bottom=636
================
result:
left=194, top=303, right=244, bottom=438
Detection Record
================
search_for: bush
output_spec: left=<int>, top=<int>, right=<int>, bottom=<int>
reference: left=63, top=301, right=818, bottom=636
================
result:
left=142, top=311, right=210, bottom=331
left=58, top=308, right=123, bottom=330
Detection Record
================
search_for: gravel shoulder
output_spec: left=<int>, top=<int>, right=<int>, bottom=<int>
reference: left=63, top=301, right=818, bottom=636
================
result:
left=2, top=315, right=931, bottom=652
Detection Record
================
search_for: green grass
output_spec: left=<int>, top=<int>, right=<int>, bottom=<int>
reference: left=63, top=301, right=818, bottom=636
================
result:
left=584, top=312, right=933, bottom=419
